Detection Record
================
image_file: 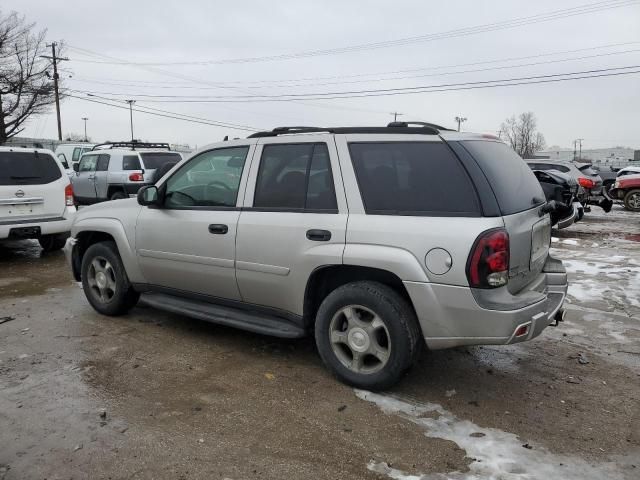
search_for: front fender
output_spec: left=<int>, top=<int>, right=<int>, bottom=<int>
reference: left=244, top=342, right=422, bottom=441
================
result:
left=73, top=217, right=146, bottom=284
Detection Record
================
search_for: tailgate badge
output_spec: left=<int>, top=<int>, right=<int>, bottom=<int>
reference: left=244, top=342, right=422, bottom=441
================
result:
left=15, top=190, right=25, bottom=198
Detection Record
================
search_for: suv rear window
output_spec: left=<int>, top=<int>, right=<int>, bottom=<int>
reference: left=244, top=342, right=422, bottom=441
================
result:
left=462, top=141, right=545, bottom=215
left=349, top=142, right=480, bottom=216
left=0, top=151, right=62, bottom=185
left=139, top=152, right=182, bottom=170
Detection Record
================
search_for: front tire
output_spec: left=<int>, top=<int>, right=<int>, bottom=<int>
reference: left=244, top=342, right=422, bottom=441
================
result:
left=81, top=241, right=139, bottom=316
left=314, top=281, right=422, bottom=391
left=39, top=233, right=68, bottom=252
left=624, top=189, right=640, bottom=212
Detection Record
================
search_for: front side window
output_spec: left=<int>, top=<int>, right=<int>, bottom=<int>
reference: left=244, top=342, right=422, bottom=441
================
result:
left=57, top=154, right=69, bottom=169
left=79, top=154, right=98, bottom=172
left=72, top=148, right=83, bottom=162
left=254, top=143, right=337, bottom=211
left=164, top=146, right=248, bottom=208
left=349, top=142, right=480, bottom=216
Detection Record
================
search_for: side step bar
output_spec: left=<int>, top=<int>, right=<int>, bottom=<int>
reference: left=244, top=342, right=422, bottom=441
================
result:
left=139, top=293, right=306, bottom=339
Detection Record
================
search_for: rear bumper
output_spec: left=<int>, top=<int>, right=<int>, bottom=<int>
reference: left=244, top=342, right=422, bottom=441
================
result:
left=0, top=207, right=76, bottom=240
left=405, top=257, right=568, bottom=350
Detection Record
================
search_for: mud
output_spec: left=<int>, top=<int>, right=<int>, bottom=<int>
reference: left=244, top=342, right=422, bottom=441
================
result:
left=1, top=205, right=639, bottom=479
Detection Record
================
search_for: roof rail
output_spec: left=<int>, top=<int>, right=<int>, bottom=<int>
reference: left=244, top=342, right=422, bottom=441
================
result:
left=91, top=141, right=171, bottom=151
left=387, top=121, right=454, bottom=131
left=247, top=124, right=441, bottom=138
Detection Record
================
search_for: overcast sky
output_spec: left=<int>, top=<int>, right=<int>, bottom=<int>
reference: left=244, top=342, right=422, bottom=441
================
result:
left=5, top=0, right=640, bottom=149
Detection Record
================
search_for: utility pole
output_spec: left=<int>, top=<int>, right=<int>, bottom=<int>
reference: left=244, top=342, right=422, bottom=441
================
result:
left=455, top=115, right=467, bottom=132
left=390, top=112, right=403, bottom=122
left=41, top=42, right=68, bottom=141
left=573, top=140, right=577, bottom=161
left=577, top=138, right=584, bottom=161
left=126, top=100, right=135, bottom=142
left=82, top=117, right=89, bottom=142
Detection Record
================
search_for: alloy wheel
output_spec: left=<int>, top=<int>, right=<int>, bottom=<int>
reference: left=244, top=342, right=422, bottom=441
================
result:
left=86, top=256, right=117, bottom=303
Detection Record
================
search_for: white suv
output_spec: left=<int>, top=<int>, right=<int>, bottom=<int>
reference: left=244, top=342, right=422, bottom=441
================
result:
left=0, top=147, right=76, bottom=252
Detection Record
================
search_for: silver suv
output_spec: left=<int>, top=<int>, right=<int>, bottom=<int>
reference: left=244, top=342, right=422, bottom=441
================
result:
left=64, top=123, right=568, bottom=389
left=71, top=142, right=182, bottom=204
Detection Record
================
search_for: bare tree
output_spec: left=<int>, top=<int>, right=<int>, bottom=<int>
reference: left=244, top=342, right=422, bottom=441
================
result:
left=0, top=11, right=58, bottom=144
left=64, top=132, right=91, bottom=142
left=500, top=112, right=546, bottom=158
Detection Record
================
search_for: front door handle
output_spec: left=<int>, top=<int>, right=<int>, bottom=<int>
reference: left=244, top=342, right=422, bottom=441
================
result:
left=306, top=229, right=331, bottom=241
left=208, top=224, right=228, bottom=234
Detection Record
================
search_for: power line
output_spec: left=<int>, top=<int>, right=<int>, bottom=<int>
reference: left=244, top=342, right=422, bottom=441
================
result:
left=64, top=94, right=259, bottom=131
left=66, top=47, right=640, bottom=93
left=66, top=65, right=640, bottom=101
left=67, top=41, right=640, bottom=88
left=66, top=1, right=639, bottom=66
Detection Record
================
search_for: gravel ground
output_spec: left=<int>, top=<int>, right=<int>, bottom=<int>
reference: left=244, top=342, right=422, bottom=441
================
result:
left=0, top=205, right=638, bottom=479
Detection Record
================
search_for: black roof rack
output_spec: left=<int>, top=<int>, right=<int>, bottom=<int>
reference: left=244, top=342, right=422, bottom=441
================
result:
left=387, top=121, right=455, bottom=131
left=248, top=123, right=443, bottom=138
left=91, top=141, right=171, bottom=151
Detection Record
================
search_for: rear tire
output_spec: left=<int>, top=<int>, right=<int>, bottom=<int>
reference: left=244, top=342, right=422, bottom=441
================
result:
left=623, top=189, right=640, bottom=212
left=314, top=281, right=422, bottom=391
left=39, top=233, right=68, bottom=253
left=81, top=241, right=139, bottom=316
left=110, top=191, right=127, bottom=200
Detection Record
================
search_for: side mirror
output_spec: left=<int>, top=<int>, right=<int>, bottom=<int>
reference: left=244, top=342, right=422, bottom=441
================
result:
left=73, top=163, right=79, bottom=173
left=138, top=185, right=161, bottom=207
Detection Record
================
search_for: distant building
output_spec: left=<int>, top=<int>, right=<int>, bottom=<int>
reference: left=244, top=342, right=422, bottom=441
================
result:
left=538, top=147, right=639, bottom=167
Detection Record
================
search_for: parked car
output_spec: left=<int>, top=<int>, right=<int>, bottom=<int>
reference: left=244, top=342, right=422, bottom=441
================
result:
left=615, top=166, right=640, bottom=177
left=595, top=165, right=640, bottom=199
left=0, top=147, right=76, bottom=252
left=65, top=123, right=567, bottom=390
left=530, top=169, right=582, bottom=228
left=608, top=173, right=640, bottom=211
left=71, top=142, right=183, bottom=204
left=54, top=143, right=95, bottom=168
left=526, top=160, right=612, bottom=212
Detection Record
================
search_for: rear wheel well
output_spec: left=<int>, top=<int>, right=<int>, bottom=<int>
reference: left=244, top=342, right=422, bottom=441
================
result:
left=303, top=265, right=413, bottom=326
left=107, top=186, right=126, bottom=198
left=72, top=231, right=117, bottom=280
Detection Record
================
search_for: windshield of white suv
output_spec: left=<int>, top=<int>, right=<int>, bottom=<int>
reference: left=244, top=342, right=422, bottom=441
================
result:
left=0, top=151, right=62, bottom=185
left=139, top=152, right=182, bottom=169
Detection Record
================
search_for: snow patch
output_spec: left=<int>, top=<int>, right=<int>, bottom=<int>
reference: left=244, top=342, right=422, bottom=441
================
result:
left=356, top=390, right=628, bottom=480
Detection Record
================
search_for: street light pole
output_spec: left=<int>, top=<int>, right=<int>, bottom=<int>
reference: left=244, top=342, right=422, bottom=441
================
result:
left=126, top=100, right=135, bottom=142
left=81, top=117, right=88, bottom=142
left=391, top=112, right=403, bottom=122
left=455, top=116, right=467, bottom=132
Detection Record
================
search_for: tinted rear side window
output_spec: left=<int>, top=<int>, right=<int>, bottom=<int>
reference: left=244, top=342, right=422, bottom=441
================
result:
left=461, top=141, right=545, bottom=215
left=139, top=152, right=182, bottom=169
left=122, top=155, right=142, bottom=170
left=254, top=143, right=338, bottom=211
left=349, top=142, right=480, bottom=216
left=0, top=151, right=62, bottom=185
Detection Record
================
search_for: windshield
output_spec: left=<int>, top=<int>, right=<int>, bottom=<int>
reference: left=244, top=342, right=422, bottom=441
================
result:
left=461, top=140, right=545, bottom=215
left=139, top=152, right=182, bottom=170
left=0, top=151, right=62, bottom=185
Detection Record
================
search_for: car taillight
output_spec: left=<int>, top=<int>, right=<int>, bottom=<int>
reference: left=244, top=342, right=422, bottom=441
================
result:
left=466, top=228, right=510, bottom=288
left=65, top=184, right=74, bottom=206
left=129, top=172, right=144, bottom=182
left=578, top=177, right=595, bottom=189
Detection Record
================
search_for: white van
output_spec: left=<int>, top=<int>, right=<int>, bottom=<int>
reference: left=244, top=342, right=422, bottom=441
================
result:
left=0, top=147, right=76, bottom=252
left=55, top=143, right=95, bottom=168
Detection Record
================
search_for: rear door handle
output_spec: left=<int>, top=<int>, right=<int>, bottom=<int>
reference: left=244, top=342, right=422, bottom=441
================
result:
left=208, top=224, right=228, bottom=234
left=306, top=229, right=331, bottom=241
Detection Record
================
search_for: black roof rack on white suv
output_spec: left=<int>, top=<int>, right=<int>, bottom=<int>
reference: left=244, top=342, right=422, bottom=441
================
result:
left=92, top=141, right=171, bottom=151
left=247, top=122, right=445, bottom=138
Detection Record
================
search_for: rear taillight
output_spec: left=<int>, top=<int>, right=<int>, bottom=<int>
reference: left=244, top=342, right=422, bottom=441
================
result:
left=466, top=228, right=510, bottom=288
left=129, top=172, right=144, bottom=182
left=65, top=184, right=74, bottom=206
left=578, top=177, right=595, bottom=189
